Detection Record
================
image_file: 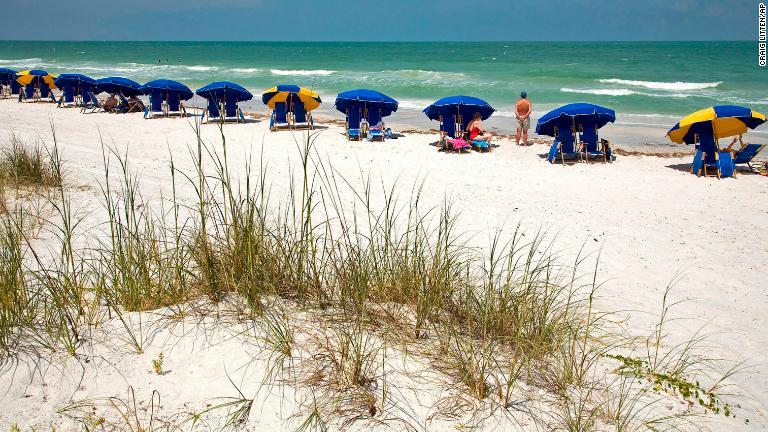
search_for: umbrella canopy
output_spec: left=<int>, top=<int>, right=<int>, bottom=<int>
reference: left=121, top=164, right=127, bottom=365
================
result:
left=262, top=84, right=321, bottom=111
left=54, top=73, right=97, bottom=88
left=95, top=77, right=143, bottom=96
left=0, top=68, right=17, bottom=83
left=140, top=79, right=194, bottom=100
left=536, top=103, right=616, bottom=136
left=16, top=69, right=57, bottom=89
left=334, top=89, right=398, bottom=117
left=667, top=105, right=767, bottom=144
left=196, top=81, right=253, bottom=102
left=423, top=95, right=495, bottom=122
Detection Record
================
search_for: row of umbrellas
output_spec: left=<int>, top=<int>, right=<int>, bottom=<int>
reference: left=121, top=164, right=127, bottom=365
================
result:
left=1, top=68, right=764, bottom=145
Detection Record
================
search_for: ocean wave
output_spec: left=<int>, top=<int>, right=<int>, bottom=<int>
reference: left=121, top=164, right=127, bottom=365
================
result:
left=185, top=65, right=218, bottom=72
left=598, top=78, right=721, bottom=91
left=227, top=67, right=263, bottom=74
left=270, top=69, right=335, bottom=76
left=0, top=57, right=43, bottom=65
left=561, top=88, right=637, bottom=96
left=560, top=88, right=691, bottom=98
left=384, top=69, right=468, bottom=79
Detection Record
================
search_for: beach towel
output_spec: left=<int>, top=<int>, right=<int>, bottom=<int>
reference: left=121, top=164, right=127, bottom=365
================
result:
left=449, top=138, right=470, bottom=150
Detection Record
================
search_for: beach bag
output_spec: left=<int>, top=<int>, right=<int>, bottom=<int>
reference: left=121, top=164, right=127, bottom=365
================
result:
left=472, top=140, right=489, bottom=150
left=385, top=128, right=393, bottom=139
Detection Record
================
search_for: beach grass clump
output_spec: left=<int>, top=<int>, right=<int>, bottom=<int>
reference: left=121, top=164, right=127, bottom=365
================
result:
left=0, top=134, right=62, bottom=189
left=0, top=213, right=29, bottom=354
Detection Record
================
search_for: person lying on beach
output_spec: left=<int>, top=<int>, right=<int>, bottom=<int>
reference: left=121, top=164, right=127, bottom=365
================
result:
left=515, top=91, right=532, bottom=146
left=104, top=94, right=119, bottom=112
left=467, top=113, right=493, bottom=144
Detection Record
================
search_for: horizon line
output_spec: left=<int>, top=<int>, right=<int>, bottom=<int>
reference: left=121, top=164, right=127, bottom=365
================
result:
left=0, top=39, right=754, bottom=43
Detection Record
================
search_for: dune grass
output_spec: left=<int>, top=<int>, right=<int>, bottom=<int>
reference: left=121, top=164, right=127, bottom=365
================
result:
left=0, top=126, right=749, bottom=431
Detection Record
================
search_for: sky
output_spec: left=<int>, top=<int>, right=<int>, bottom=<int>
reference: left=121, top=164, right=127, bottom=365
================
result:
left=0, top=0, right=758, bottom=41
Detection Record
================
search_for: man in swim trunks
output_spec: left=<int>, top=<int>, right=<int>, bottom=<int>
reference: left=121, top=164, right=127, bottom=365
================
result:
left=515, top=91, right=532, bottom=146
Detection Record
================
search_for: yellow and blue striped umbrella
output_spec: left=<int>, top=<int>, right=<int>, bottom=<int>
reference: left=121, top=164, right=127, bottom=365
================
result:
left=667, top=105, right=766, bottom=144
left=262, top=84, right=321, bottom=111
left=16, top=69, right=57, bottom=89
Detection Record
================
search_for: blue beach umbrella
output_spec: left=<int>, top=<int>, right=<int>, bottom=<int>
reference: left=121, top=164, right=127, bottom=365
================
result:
left=423, top=95, right=495, bottom=122
left=0, top=68, right=17, bottom=83
left=0, top=68, right=20, bottom=94
left=95, top=77, right=143, bottom=96
left=54, top=73, right=97, bottom=87
left=335, top=89, right=398, bottom=117
left=196, top=81, right=253, bottom=102
left=535, top=103, right=616, bottom=137
left=140, top=79, right=194, bottom=100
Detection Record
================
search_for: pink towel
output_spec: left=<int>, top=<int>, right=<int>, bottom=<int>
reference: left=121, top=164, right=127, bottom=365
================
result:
left=449, top=138, right=470, bottom=149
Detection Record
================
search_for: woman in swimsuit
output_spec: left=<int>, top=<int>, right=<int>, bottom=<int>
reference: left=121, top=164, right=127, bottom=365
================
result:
left=466, top=112, right=493, bottom=144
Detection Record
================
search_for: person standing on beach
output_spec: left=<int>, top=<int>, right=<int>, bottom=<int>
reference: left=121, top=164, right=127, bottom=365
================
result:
left=515, top=92, right=532, bottom=146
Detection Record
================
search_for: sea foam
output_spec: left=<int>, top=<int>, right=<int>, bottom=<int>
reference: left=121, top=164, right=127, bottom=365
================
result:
left=270, top=69, right=335, bottom=76
left=560, top=88, right=691, bottom=98
left=598, top=78, right=721, bottom=91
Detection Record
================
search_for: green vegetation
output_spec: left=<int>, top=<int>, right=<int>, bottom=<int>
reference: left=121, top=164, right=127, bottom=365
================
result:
left=0, top=127, right=747, bottom=431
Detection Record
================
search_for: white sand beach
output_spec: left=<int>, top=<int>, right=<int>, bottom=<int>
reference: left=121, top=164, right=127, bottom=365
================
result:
left=1, top=99, right=767, bottom=431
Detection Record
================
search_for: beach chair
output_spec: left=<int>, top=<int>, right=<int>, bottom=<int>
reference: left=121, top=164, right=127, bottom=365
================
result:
left=80, top=91, right=104, bottom=113
left=365, top=109, right=384, bottom=141
left=292, top=101, right=313, bottom=130
left=144, top=91, right=164, bottom=118
left=270, top=102, right=290, bottom=131
left=732, top=143, right=765, bottom=172
left=345, top=108, right=362, bottom=140
left=691, top=135, right=733, bottom=178
left=205, top=98, right=222, bottom=123
left=166, top=93, right=186, bottom=117
left=39, top=85, right=54, bottom=102
left=547, top=123, right=580, bottom=164
left=579, top=123, right=611, bottom=163
left=116, top=94, right=131, bottom=113
left=224, top=97, right=245, bottom=123
left=57, top=85, right=76, bottom=107
left=23, top=85, right=36, bottom=101
left=437, top=114, right=456, bottom=150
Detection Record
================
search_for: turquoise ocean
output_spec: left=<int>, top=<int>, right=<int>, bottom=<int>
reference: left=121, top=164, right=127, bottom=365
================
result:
left=1, top=41, right=766, bottom=144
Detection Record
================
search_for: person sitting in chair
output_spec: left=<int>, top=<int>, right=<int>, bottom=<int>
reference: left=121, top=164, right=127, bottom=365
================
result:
left=104, top=94, right=119, bottom=112
left=466, top=112, right=493, bottom=145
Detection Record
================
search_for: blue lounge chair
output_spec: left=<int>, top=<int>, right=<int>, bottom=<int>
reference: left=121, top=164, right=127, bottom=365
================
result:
left=292, top=101, right=313, bottom=130
left=732, top=143, right=765, bottom=172
left=57, top=85, right=76, bottom=107
left=144, top=91, right=164, bottom=118
left=345, top=108, right=362, bottom=140
left=579, top=123, right=611, bottom=163
left=691, top=135, right=734, bottom=178
left=548, top=123, right=580, bottom=164
left=80, top=91, right=104, bottom=113
left=23, top=85, right=36, bottom=101
left=224, top=96, right=245, bottom=123
left=270, top=102, right=290, bottom=131
left=365, top=109, right=384, bottom=141
left=166, top=93, right=186, bottom=117
left=206, top=97, right=245, bottom=123
left=205, top=98, right=222, bottom=123
left=438, top=113, right=458, bottom=150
